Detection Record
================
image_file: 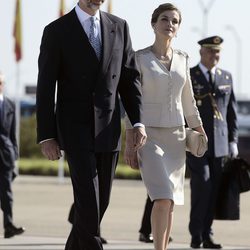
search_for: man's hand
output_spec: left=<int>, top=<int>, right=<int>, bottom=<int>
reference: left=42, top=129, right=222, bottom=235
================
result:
left=133, top=126, right=147, bottom=151
left=229, top=142, right=238, bottom=159
left=124, top=129, right=139, bottom=169
left=40, top=139, right=62, bottom=161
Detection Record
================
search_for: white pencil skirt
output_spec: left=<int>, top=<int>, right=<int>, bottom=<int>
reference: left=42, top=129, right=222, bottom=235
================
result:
left=138, top=126, right=186, bottom=205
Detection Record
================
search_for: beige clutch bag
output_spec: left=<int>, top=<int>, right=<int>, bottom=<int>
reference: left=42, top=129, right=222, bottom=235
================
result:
left=186, top=128, right=208, bottom=157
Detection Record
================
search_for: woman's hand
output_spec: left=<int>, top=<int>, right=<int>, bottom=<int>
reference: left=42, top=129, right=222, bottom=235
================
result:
left=193, top=125, right=208, bottom=143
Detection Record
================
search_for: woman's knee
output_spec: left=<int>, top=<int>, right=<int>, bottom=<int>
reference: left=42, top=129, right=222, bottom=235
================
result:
left=154, top=199, right=173, bottom=210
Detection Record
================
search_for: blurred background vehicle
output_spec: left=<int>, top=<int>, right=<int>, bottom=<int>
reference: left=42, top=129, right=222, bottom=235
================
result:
left=237, top=99, right=250, bottom=163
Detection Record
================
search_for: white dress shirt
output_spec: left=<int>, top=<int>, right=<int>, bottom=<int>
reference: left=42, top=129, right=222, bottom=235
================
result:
left=199, top=62, right=216, bottom=82
left=75, top=4, right=102, bottom=43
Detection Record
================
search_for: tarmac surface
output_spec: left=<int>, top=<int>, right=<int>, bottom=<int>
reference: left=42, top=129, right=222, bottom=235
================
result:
left=0, top=175, right=250, bottom=250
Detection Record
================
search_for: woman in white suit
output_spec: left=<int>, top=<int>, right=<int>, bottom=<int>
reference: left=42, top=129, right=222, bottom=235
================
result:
left=124, top=3, right=206, bottom=250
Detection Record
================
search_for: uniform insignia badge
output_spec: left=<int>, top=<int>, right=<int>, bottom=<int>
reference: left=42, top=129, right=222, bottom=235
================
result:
left=217, top=69, right=222, bottom=75
left=218, top=85, right=231, bottom=90
left=193, top=84, right=204, bottom=95
left=213, top=36, right=222, bottom=44
left=193, top=84, right=204, bottom=90
left=197, top=99, right=202, bottom=106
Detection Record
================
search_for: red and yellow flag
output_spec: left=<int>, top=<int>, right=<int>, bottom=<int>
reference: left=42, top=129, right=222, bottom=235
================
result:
left=107, top=0, right=112, bottom=14
left=13, top=0, right=22, bottom=62
left=59, top=0, right=65, bottom=17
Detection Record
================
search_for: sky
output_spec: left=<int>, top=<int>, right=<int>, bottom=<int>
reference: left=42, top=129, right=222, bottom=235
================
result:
left=0, top=0, right=250, bottom=101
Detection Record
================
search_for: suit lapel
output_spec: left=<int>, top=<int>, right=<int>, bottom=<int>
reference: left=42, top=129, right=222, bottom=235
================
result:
left=100, top=12, right=116, bottom=75
left=2, top=98, right=8, bottom=120
left=197, top=65, right=212, bottom=92
left=0, top=100, right=3, bottom=126
left=198, top=66, right=209, bottom=84
left=67, top=10, right=99, bottom=61
left=66, top=11, right=116, bottom=75
left=68, top=10, right=89, bottom=42
left=1, top=98, right=12, bottom=128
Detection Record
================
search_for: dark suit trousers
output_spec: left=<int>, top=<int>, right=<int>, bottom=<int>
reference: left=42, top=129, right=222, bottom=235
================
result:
left=187, top=154, right=223, bottom=243
left=139, top=195, right=153, bottom=235
left=0, top=169, right=13, bottom=228
left=65, top=150, right=118, bottom=250
left=68, top=203, right=103, bottom=237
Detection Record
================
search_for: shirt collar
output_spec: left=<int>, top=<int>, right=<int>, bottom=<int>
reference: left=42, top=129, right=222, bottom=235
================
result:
left=199, top=62, right=216, bottom=75
left=75, top=4, right=100, bottom=23
left=0, top=94, right=3, bottom=101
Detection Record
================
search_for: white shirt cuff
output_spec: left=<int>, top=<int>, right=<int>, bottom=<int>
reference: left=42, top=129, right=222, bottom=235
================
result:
left=39, top=138, right=55, bottom=144
left=133, top=123, right=145, bottom=128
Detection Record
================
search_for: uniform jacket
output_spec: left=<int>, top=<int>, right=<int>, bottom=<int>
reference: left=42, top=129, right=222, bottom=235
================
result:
left=190, top=65, right=238, bottom=157
left=36, top=9, right=142, bottom=152
left=0, top=97, right=18, bottom=170
left=126, top=47, right=202, bottom=129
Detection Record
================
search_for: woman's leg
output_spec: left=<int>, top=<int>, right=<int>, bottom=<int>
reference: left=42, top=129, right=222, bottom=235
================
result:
left=164, top=201, right=174, bottom=249
left=151, top=199, right=174, bottom=250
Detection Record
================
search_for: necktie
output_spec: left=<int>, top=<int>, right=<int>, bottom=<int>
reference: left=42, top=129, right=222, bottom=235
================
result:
left=89, top=16, right=101, bottom=60
left=207, top=70, right=214, bottom=91
left=207, top=70, right=223, bottom=120
left=207, top=70, right=214, bottom=84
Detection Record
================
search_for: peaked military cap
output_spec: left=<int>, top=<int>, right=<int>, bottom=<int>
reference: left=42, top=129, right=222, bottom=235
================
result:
left=198, top=35, right=223, bottom=50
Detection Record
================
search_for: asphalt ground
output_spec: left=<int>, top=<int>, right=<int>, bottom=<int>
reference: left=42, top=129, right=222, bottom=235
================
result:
left=0, top=175, right=249, bottom=250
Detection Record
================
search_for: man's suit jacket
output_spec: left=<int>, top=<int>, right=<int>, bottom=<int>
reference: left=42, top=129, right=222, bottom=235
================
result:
left=0, top=97, right=18, bottom=170
left=36, top=9, right=142, bottom=152
left=190, top=65, right=238, bottom=157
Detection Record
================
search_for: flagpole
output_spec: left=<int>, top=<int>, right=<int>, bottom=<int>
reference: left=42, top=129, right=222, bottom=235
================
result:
left=13, top=0, right=22, bottom=173
left=58, top=0, right=66, bottom=183
left=107, top=0, right=112, bottom=13
left=15, top=63, right=21, bottom=174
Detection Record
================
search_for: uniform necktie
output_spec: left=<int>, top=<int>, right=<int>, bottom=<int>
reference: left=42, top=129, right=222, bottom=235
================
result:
left=89, top=16, right=101, bottom=60
left=207, top=70, right=223, bottom=120
left=207, top=70, right=214, bottom=85
left=207, top=70, right=215, bottom=92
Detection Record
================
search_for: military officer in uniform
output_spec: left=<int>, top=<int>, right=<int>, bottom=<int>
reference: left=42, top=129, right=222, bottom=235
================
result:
left=187, top=36, right=238, bottom=249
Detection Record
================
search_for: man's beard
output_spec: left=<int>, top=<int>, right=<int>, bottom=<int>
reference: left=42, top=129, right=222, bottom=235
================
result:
left=87, top=0, right=104, bottom=10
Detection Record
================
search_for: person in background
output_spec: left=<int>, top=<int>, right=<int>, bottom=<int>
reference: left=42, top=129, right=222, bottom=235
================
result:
left=187, top=36, right=238, bottom=249
left=138, top=195, right=154, bottom=243
left=0, top=72, right=25, bottom=238
left=124, top=3, right=205, bottom=250
left=36, top=0, right=146, bottom=249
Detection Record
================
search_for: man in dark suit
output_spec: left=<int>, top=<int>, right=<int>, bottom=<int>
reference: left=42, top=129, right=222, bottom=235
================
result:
left=0, top=72, right=25, bottom=238
left=36, top=1, right=146, bottom=250
left=187, top=36, right=238, bottom=249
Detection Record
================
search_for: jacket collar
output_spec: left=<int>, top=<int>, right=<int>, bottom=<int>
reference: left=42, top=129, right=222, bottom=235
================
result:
left=99, top=11, right=116, bottom=75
